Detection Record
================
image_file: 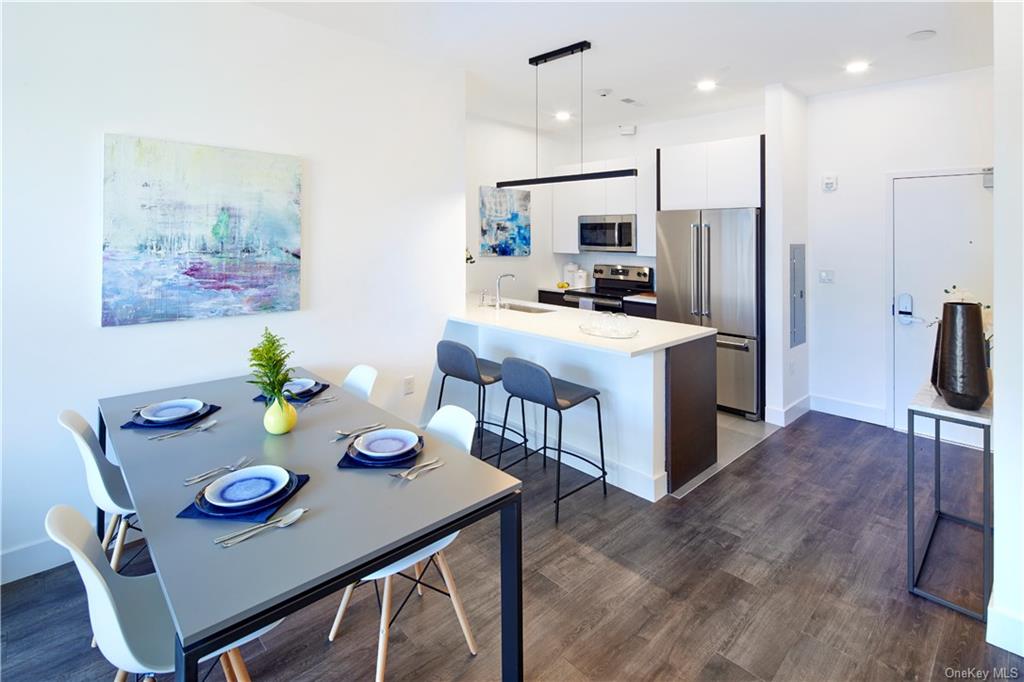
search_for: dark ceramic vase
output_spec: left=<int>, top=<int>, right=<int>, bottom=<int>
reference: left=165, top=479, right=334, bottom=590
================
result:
left=930, top=321, right=942, bottom=396
left=936, top=302, right=990, bottom=410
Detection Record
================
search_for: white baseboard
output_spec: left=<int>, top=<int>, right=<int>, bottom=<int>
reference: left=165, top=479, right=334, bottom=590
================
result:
left=987, top=589, right=1024, bottom=656
left=2, top=538, right=69, bottom=584
left=765, top=395, right=810, bottom=427
left=810, top=395, right=888, bottom=426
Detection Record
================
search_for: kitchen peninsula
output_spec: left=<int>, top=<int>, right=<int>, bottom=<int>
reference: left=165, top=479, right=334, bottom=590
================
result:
left=435, top=297, right=717, bottom=500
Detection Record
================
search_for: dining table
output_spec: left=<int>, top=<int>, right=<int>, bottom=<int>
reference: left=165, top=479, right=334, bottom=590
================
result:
left=96, top=368, right=524, bottom=681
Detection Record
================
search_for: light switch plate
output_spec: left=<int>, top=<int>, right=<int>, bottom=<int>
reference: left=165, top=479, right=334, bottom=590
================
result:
left=402, top=376, right=415, bottom=395
left=822, top=175, right=838, bottom=192
left=818, top=270, right=835, bottom=284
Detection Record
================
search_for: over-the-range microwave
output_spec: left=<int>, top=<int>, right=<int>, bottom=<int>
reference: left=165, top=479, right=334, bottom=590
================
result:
left=578, top=214, right=637, bottom=252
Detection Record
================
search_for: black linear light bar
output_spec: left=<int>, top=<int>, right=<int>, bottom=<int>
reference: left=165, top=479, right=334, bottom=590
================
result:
left=496, top=168, right=637, bottom=189
left=528, top=40, right=591, bottom=66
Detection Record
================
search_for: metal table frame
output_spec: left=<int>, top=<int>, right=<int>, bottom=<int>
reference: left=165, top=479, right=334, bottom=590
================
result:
left=95, top=409, right=524, bottom=682
left=906, top=407, right=992, bottom=622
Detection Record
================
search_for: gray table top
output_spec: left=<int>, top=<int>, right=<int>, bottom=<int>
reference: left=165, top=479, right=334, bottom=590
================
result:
left=99, top=369, right=522, bottom=647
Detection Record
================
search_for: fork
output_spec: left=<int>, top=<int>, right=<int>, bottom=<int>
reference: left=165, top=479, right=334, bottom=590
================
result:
left=403, top=461, right=445, bottom=481
left=148, top=418, right=217, bottom=441
left=184, top=456, right=253, bottom=486
left=388, top=458, right=441, bottom=480
left=300, top=394, right=338, bottom=410
left=331, top=424, right=385, bottom=443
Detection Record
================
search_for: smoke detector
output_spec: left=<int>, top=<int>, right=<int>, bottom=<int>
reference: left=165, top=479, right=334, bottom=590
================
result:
left=596, top=88, right=613, bottom=98
left=618, top=125, right=637, bottom=136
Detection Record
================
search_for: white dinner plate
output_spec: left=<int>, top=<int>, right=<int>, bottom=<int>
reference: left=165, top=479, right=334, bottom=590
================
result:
left=353, top=429, right=420, bottom=458
left=204, top=465, right=290, bottom=508
left=284, top=378, right=317, bottom=395
left=139, top=398, right=204, bottom=423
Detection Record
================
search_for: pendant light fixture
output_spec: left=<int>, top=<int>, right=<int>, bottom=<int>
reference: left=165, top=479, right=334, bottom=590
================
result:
left=496, top=40, right=638, bottom=189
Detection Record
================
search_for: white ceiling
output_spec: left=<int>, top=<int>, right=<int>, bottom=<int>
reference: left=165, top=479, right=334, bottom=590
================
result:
left=266, top=2, right=993, bottom=128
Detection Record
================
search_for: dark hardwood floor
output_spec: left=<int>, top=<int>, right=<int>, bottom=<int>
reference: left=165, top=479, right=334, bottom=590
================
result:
left=3, top=412, right=1019, bottom=681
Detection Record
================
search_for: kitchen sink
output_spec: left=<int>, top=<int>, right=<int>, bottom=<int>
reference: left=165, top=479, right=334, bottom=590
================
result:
left=502, top=303, right=555, bottom=314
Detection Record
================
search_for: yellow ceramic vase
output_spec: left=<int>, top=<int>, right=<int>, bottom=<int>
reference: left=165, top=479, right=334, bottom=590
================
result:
left=263, top=397, right=298, bottom=435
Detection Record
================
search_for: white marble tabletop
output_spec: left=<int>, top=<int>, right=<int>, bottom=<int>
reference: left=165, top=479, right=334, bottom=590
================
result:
left=908, top=382, right=992, bottom=426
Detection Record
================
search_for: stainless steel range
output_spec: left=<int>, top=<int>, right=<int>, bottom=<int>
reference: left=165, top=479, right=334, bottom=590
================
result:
left=562, top=264, right=654, bottom=312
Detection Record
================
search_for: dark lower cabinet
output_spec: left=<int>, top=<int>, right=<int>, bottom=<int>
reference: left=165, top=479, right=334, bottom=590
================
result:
left=538, top=290, right=575, bottom=308
left=623, top=301, right=657, bottom=319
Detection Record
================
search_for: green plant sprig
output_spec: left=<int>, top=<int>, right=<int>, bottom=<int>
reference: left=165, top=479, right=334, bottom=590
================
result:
left=247, top=327, right=295, bottom=406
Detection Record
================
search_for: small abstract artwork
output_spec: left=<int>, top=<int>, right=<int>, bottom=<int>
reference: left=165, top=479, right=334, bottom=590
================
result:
left=479, top=187, right=531, bottom=257
left=102, top=135, right=302, bottom=327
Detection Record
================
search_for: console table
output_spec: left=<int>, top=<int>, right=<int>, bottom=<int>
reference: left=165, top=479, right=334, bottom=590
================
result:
left=906, top=384, right=992, bottom=622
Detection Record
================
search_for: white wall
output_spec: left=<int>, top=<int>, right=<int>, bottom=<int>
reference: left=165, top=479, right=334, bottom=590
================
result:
left=466, top=106, right=765, bottom=298
left=988, top=1, right=1024, bottom=656
left=764, top=85, right=810, bottom=426
left=805, top=68, right=993, bottom=425
left=1, top=3, right=466, bottom=581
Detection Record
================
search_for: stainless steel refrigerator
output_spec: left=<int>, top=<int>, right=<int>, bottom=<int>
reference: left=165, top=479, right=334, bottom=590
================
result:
left=656, top=208, right=762, bottom=419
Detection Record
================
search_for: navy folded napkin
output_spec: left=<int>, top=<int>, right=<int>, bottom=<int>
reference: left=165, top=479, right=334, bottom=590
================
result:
left=177, top=473, right=310, bottom=523
left=337, top=438, right=424, bottom=470
left=121, top=404, right=221, bottom=430
left=252, top=382, right=329, bottom=404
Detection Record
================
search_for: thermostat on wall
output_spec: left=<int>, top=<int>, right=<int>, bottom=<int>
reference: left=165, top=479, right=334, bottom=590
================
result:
left=822, top=175, right=839, bottom=192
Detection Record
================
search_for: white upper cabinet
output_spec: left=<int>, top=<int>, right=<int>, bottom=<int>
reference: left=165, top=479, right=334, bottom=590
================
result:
left=659, top=143, right=708, bottom=210
left=706, top=136, right=761, bottom=208
left=552, top=181, right=582, bottom=253
left=605, top=175, right=637, bottom=215
left=659, top=135, right=761, bottom=210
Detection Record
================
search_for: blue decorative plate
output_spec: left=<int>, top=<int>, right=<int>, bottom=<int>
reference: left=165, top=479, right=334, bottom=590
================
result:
left=194, top=472, right=299, bottom=517
left=345, top=437, right=423, bottom=467
left=354, top=429, right=420, bottom=458
left=204, top=465, right=290, bottom=508
left=139, top=398, right=204, bottom=423
left=284, top=378, right=316, bottom=396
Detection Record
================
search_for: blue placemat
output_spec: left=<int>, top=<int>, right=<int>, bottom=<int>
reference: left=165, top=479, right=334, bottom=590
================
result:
left=253, top=383, right=329, bottom=404
left=122, top=404, right=221, bottom=430
left=177, top=473, right=309, bottom=523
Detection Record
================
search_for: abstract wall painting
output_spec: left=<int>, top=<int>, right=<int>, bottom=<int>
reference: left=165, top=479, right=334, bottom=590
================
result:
left=102, top=134, right=302, bottom=327
left=479, top=186, right=531, bottom=257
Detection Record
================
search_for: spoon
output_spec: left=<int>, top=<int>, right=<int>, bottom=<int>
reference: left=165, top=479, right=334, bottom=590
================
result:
left=219, top=508, right=307, bottom=547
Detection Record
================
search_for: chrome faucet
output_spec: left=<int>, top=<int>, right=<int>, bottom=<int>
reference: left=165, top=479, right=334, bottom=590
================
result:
left=495, top=273, right=516, bottom=310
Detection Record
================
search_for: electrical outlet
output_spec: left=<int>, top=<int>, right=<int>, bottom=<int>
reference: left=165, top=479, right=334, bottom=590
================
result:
left=402, top=376, right=415, bottom=396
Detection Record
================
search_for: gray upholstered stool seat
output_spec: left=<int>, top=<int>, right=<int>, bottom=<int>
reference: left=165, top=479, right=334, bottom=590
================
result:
left=435, top=340, right=519, bottom=460
left=498, top=357, right=607, bottom=522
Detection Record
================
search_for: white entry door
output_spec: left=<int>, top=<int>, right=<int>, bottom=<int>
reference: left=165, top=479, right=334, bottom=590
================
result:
left=893, top=172, right=992, bottom=447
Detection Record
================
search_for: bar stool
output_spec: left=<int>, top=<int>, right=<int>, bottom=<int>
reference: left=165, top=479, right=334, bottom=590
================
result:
left=435, top=340, right=523, bottom=460
left=498, top=358, right=607, bottom=522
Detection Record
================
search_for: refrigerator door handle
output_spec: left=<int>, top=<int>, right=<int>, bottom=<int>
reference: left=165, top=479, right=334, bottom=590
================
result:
left=690, top=223, right=700, bottom=315
left=702, top=223, right=711, bottom=317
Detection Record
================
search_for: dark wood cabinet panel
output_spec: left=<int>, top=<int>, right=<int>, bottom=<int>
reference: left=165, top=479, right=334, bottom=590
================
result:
left=538, top=290, right=575, bottom=308
left=666, top=334, right=717, bottom=491
left=623, top=301, right=657, bottom=319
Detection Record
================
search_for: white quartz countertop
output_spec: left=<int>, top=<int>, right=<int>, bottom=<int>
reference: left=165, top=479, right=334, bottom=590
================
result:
left=450, top=297, right=715, bottom=357
left=622, top=293, right=657, bottom=304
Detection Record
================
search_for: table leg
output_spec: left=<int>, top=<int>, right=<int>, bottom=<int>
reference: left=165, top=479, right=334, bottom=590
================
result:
left=933, top=418, right=942, bottom=513
left=906, top=409, right=915, bottom=592
left=175, top=635, right=199, bottom=682
left=96, top=407, right=107, bottom=540
left=500, top=493, right=523, bottom=681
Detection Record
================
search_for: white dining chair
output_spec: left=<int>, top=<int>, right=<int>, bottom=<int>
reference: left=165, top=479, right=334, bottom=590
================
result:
left=45, top=505, right=280, bottom=682
left=341, top=364, right=378, bottom=402
left=57, top=410, right=136, bottom=576
left=327, top=405, right=478, bottom=682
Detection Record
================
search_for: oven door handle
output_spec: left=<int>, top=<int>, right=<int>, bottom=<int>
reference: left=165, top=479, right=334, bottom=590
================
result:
left=563, top=295, right=581, bottom=303
left=567, top=295, right=622, bottom=309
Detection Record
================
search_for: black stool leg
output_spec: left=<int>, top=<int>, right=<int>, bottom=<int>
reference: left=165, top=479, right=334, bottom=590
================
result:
left=497, top=395, right=513, bottom=469
left=479, top=385, right=488, bottom=458
left=542, top=408, right=548, bottom=469
left=554, top=410, right=563, bottom=524
left=520, top=398, right=529, bottom=462
left=436, top=374, right=449, bottom=411
left=594, top=397, right=607, bottom=496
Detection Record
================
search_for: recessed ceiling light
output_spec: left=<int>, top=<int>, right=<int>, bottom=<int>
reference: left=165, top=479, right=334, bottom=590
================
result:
left=845, top=61, right=870, bottom=74
left=907, top=29, right=937, bottom=41
left=697, top=79, right=717, bottom=92
left=554, top=111, right=572, bottom=121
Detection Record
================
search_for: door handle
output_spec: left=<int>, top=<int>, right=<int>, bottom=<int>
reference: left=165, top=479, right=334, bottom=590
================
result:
left=563, top=295, right=580, bottom=303
left=690, top=223, right=700, bottom=315
left=702, top=223, right=711, bottom=317
left=716, top=339, right=750, bottom=352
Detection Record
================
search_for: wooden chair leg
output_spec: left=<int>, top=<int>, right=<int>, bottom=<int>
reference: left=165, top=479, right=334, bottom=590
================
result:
left=100, top=514, right=120, bottom=553
left=226, top=648, right=252, bottom=682
left=113, top=671, right=128, bottom=682
left=109, top=518, right=129, bottom=572
left=328, top=584, right=356, bottom=642
left=434, top=550, right=478, bottom=655
left=219, top=652, right=237, bottom=682
left=375, top=575, right=394, bottom=682
left=414, top=561, right=425, bottom=596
